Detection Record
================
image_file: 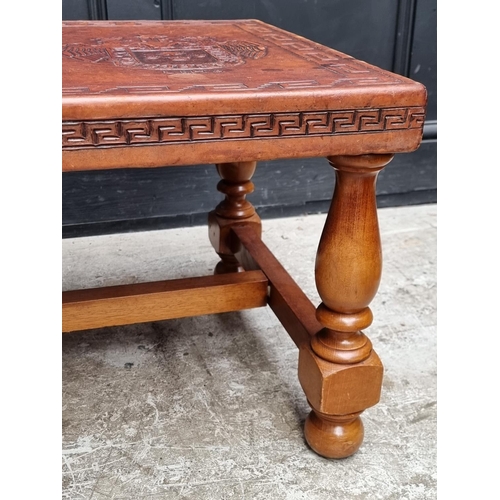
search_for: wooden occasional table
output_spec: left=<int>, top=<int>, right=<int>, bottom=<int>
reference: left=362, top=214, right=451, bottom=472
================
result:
left=62, top=20, right=426, bottom=459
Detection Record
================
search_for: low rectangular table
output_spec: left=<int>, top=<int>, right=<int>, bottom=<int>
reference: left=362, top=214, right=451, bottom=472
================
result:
left=62, top=19, right=426, bottom=459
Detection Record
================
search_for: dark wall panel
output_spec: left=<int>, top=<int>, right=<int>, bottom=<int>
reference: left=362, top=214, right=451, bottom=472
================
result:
left=106, top=0, right=161, bottom=20
left=173, top=0, right=257, bottom=21
left=173, top=0, right=398, bottom=70
left=62, top=0, right=90, bottom=20
left=410, top=0, right=437, bottom=121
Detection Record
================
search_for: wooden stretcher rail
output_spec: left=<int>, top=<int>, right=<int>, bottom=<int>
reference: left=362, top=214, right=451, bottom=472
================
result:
left=62, top=270, right=268, bottom=332
left=232, top=224, right=322, bottom=348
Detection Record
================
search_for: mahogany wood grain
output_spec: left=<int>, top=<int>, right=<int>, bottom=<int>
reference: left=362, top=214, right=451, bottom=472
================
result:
left=62, top=270, right=268, bottom=332
left=303, top=410, right=364, bottom=459
left=231, top=224, right=322, bottom=348
left=208, top=161, right=261, bottom=274
left=298, top=154, right=392, bottom=459
left=312, top=154, right=394, bottom=364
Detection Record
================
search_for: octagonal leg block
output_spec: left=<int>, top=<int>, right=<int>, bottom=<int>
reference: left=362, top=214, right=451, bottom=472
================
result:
left=299, top=154, right=392, bottom=458
left=209, top=211, right=262, bottom=274
left=208, top=161, right=261, bottom=274
left=299, top=343, right=383, bottom=458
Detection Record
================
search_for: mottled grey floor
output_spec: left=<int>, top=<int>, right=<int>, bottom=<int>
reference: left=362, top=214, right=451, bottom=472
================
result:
left=62, top=204, right=437, bottom=500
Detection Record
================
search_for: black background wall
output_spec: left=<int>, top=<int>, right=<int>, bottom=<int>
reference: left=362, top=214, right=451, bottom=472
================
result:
left=62, top=0, right=437, bottom=237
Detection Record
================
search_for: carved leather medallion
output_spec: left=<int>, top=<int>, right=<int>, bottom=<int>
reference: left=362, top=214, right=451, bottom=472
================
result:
left=62, top=35, right=268, bottom=72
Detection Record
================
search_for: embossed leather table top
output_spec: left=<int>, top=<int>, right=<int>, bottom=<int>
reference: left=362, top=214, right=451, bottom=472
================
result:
left=62, top=20, right=427, bottom=171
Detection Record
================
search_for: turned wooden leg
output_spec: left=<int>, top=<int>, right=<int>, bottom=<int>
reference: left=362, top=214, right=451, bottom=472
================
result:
left=298, top=153, right=394, bottom=458
left=208, top=161, right=261, bottom=274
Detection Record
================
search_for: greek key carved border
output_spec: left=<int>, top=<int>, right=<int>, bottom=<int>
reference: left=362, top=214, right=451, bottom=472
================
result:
left=62, top=107, right=425, bottom=149
left=237, top=21, right=407, bottom=86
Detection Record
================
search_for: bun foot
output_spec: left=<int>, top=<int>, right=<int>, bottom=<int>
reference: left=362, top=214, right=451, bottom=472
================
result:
left=304, top=410, right=364, bottom=459
left=214, top=256, right=245, bottom=274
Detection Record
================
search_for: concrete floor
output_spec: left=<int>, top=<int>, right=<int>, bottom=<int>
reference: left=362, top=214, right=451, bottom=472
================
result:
left=62, top=204, right=437, bottom=500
